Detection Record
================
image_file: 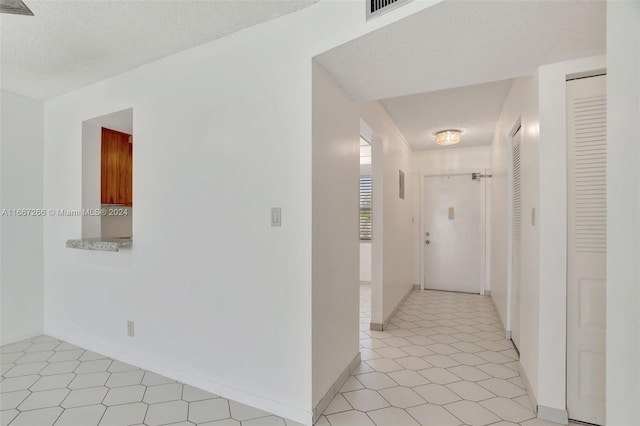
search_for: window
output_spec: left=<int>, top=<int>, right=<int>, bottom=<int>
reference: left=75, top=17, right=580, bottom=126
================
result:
left=360, top=176, right=372, bottom=240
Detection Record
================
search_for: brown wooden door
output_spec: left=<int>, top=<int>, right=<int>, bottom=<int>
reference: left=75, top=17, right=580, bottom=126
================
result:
left=101, top=127, right=132, bottom=205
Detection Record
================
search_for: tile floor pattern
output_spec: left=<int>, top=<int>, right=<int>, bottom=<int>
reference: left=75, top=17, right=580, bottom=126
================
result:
left=0, top=335, right=303, bottom=426
left=317, top=288, right=563, bottom=426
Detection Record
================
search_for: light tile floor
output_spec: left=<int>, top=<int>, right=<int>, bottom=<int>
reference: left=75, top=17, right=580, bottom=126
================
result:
left=1, top=289, right=573, bottom=426
left=317, top=286, right=565, bottom=426
left=0, top=336, right=302, bottom=426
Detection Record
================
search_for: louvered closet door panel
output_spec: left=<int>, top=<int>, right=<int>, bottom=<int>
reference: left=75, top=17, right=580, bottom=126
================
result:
left=567, top=75, right=606, bottom=425
left=511, top=129, right=522, bottom=350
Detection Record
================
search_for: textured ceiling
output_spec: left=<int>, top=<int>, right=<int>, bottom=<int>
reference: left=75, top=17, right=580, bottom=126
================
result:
left=380, top=79, right=513, bottom=151
left=1, top=0, right=316, bottom=100
left=315, top=0, right=606, bottom=102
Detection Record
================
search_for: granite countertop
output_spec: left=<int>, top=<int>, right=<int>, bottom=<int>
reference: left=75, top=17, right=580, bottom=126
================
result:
left=66, top=238, right=132, bottom=252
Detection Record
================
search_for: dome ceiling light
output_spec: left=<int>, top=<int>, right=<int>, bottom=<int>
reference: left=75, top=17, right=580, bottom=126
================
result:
left=435, top=129, right=462, bottom=146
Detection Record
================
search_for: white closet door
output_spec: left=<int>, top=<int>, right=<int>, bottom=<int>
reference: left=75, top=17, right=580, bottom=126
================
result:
left=567, top=75, right=607, bottom=425
left=511, top=129, right=522, bottom=350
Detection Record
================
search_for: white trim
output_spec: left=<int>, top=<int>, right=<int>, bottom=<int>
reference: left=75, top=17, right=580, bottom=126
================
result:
left=0, top=329, right=43, bottom=346
left=419, top=174, right=425, bottom=291
left=483, top=169, right=492, bottom=295
left=419, top=169, right=489, bottom=295
left=518, top=361, right=540, bottom=418
left=312, top=352, right=361, bottom=423
left=479, top=168, right=488, bottom=296
left=44, top=329, right=313, bottom=425
left=538, top=405, right=569, bottom=425
left=370, top=284, right=414, bottom=331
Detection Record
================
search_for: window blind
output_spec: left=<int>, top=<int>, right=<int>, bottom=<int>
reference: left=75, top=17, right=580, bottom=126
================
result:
left=360, top=176, right=372, bottom=240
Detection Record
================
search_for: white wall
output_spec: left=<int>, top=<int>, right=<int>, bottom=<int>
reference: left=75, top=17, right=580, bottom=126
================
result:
left=312, top=62, right=360, bottom=409
left=101, top=206, right=133, bottom=238
left=359, top=101, right=414, bottom=325
left=43, top=27, right=314, bottom=422
left=490, top=76, right=540, bottom=400
left=359, top=242, right=372, bottom=282
left=606, top=2, right=640, bottom=424
left=39, top=2, right=442, bottom=423
left=412, top=146, right=491, bottom=173
left=412, top=146, right=492, bottom=288
left=81, top=122, right=101, bottom=238
left=0, top=91, right=44, bottom=344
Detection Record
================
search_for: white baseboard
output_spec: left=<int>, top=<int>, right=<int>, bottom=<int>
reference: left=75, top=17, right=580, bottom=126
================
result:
left=517, top=362, right=568, bottom=425
left=370, top=284, right=414, bottom=331
left=44, top=328, right=313, bottom=425
left=1, top=328, right=43, bottom=346
left=538, top=405, right=569, bottom=425
left=518, top=362, right=538, bottom=415
left=369, top=322, right=383, bottom=331
left=312, top=352, right=361, bottom=424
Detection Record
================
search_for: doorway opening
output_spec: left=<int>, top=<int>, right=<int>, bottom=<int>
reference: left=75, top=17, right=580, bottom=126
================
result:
left=82, top=108, right=133, bottom=241
left=359, top=135, right=373, bottom=330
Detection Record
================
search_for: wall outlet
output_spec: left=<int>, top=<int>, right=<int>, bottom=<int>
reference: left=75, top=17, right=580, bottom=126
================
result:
left=127, top=321, right=135, bottom=337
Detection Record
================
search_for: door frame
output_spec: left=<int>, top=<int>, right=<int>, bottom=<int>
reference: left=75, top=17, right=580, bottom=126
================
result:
left=565, top=73, right=608, bottom=424
left=419, top=169, right=490, bottom=295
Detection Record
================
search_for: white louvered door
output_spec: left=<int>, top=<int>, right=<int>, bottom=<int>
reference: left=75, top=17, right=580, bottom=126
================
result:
left=511, top=129, right=522, bottom=350
left=567, top=75, right=606, bottom=425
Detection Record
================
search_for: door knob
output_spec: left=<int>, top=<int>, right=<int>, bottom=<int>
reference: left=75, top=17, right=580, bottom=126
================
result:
left=425, top=240, right=431, bottom=245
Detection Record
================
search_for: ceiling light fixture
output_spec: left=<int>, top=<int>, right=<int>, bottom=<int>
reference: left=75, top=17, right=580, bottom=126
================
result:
left=435, top=129, right=461, bottom=146
left=1, top=0, right=34, bottom=16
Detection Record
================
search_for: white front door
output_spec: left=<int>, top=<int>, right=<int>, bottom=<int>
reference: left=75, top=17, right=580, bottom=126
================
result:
left=567, top=74, right=607, bottom=425
left=422, top=174, right=484, bottom=293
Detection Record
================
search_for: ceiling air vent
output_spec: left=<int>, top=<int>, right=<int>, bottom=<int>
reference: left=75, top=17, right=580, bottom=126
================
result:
left=0, top=0, right=34, bottom=16
left=367, top=0, right=412, bottom=20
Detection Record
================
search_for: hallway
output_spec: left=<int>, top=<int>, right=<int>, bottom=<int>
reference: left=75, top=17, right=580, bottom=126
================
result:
left=318, top=288, right=556, bottom=426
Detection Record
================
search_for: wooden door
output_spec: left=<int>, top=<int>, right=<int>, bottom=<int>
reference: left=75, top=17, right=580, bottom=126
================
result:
left=101, top=127, right=132, bottom=206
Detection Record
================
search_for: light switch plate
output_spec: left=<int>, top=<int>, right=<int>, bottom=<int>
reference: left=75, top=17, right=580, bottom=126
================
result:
left=271, top=207, right=281, bottom=227
left=448, top=207, right=454, bottom=220
left=127, top=321, right=135, bottom=337
left=531, top=207, right=536, bottom=226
